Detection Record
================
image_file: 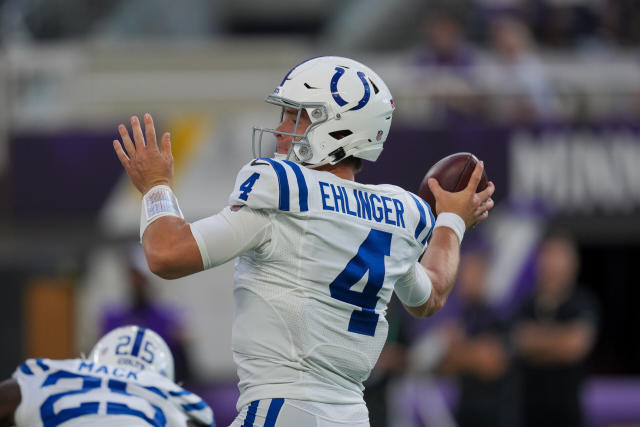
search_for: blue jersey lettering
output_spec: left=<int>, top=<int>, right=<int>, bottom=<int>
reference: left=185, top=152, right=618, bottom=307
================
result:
left=318, top=183, right=406, bottom=229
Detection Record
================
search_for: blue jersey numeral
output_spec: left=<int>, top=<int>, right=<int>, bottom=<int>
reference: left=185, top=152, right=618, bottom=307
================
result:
left=238, top=172, right=260, bottom=201
left=329, top=229, right=392, bottom=336
left=142, top=341, right=155, bottom=364
left=115, top=335, right=131, bottom=355
left=39, top=371, right=166, bottom=427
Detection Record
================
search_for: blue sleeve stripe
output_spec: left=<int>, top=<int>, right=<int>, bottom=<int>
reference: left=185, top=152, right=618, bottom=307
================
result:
left=424, top=200, right=435, bottom=243
left=409, top=194, right=427, bottom=240
left=130, top=327, right=146, bottom=357
left=169, top=389, right=192, bottom=397
left=264, top=398, right=285, bottom=427
left=144, top=386, right=168, bottom=399
left=19, top=362, right=33, bottom=375
left=282, top=160, right=309, bottom=212
left=263, top=159, right=290, bottom=211
left=36, top=359, right=50, bottom=371
left=182, top=400, right=207, bottom=412
left=241, top=400, right=259, bottom=427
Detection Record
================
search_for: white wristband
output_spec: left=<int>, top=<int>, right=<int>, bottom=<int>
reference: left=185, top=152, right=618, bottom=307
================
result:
left=140, top=185, right=184, bottom=240
left=433, top=212, right=466, bottom=244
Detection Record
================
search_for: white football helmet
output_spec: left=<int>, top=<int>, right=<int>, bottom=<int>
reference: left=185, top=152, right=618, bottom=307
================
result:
left=89, top=325, right=175, bottom=381
left=253, top=56, right=396, bottom=167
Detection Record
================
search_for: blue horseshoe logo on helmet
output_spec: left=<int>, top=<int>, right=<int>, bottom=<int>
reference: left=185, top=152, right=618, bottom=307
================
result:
left=330, top=67, right=371, bottom=111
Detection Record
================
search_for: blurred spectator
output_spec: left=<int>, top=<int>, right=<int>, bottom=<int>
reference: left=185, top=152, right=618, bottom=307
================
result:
left=100, top=246, right=193, bottom=382
left=436, top=243, right=520, bottom=427
left=530, top=0, right=600, bottom=48
left=599, top=0, right=640, bottom=47
left=413, top=10, right=484, bottom=121
left=513, top=232, right=598, bottom=427
left=483, top=16, right=555, bottom=122
left=415, top=11, right=475, bottom=71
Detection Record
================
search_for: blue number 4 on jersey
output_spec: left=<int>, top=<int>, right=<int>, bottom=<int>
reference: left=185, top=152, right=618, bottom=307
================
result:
left=329, top=229, right=392, bottom=337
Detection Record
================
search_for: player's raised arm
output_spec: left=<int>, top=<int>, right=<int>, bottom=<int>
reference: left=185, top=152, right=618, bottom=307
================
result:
left=113, top=114, right=203, bottom=279
left=405, top=161, right=495, bottom=317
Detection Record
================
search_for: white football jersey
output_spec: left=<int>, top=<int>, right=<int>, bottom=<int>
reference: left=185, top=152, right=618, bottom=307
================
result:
left=225, top=159, right=434, bottom=409
left=12, top=358, right=214, bottom=427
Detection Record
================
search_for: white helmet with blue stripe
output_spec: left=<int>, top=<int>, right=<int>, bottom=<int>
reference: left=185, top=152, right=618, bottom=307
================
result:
left=89, top=325, right=175, bottom=381
left=253, top=56, right=395, bottom=167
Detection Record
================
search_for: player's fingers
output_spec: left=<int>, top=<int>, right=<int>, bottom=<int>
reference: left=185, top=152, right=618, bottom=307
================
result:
left=118, top=124, right=136, bottom=156
left=483, top=197, right=495, bottom=211
left=130, top=115, right=146, bottom=148
left=143, top=113, right=158, bottom=151
left=474, top=197, right=494, bottom=216
left=471, top=211, right=489, bottom=228
left=113, top=140, right=130, bottom=166
left=160, top=132, right=172, bottom=156
left=427, top=177, right=443, bottom=196
left=466, top=161, right=485, bottom=192
left=477, top=181, right=495, bottom=201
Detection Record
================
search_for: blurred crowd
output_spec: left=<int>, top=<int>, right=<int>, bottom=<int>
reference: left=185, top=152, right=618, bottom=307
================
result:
left=3, top=0, right=640, bottom=126
left=363, top=231, right=599, bottom=427
left=0, top=1, right=637, bottom=426
left=1, top=0, right=639, bottom=49
left=414, top=0, right=640, bottom=50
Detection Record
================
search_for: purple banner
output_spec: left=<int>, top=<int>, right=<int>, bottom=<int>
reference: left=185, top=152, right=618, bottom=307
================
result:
left=360, top=121, right=640, bottom=217
left=11, top=130, right=123, bottom=220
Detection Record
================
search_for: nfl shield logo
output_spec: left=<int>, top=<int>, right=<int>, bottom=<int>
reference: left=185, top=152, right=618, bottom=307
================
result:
left=376, top=130, right=384, bottom=141
left=390, top=98, right=395, bottom=109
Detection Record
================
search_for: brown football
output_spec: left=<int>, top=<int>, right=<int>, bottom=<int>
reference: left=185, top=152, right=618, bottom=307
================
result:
left=418, top=152, right=488, bottom=217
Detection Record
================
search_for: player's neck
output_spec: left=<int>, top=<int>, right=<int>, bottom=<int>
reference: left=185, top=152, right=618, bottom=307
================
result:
left=316, top=163, right=355, bottom=181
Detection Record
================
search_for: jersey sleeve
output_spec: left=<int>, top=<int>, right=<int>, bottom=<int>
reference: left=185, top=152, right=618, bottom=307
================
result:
left=166, top=385, right=215, bottom=426
left=228, top=158, right=310, bottom=213
left=190, top=206, right=271, bottom=270
left=394, top=262, right=433, bottom=307
left=405, top=191, right=436, bottom=248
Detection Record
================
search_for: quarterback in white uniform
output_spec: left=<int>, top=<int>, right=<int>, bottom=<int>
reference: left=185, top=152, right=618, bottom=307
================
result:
left=112, top=56, right=495, bottom=426
left=0, top=326, right=214, bottom=427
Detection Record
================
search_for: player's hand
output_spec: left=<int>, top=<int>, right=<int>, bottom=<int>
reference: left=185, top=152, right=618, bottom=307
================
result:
left=427, top=161, right=495, bottom=229
left=113, top=114, right=174, bottom=195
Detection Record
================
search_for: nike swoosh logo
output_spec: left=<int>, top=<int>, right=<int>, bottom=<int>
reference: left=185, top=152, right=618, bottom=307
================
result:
left=251, top=159, right=269, bottom=166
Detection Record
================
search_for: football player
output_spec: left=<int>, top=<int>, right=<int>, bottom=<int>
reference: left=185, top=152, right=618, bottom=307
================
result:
left=112, top=56, right=495, bottom=426
left=0, top=325, right=214, bottom=426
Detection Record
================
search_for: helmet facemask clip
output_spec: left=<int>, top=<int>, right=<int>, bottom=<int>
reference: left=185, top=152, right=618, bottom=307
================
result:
left=252, top=96, right=328, bottom=164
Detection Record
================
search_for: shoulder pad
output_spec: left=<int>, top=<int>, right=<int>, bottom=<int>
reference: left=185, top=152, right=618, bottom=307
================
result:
left=229, top=158, right=310, bottom=213
left=167, top=386, right=215, bottom=426
left=406, top=192, right=435, bottom=247
left=13, top=358, right=55, bottom=379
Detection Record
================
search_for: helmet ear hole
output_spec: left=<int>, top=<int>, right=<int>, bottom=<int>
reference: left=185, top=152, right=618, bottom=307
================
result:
left=328, top=130, right=353, bottom=140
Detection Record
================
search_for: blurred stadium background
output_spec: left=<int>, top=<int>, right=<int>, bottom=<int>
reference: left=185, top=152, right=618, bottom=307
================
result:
left=1, top=0, right=640, bottom=426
